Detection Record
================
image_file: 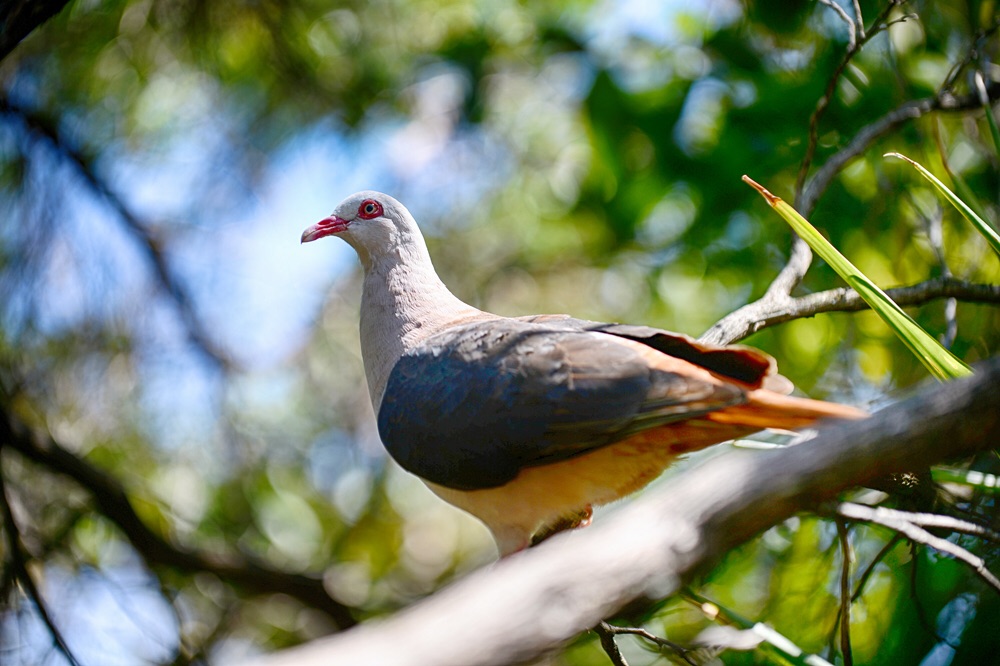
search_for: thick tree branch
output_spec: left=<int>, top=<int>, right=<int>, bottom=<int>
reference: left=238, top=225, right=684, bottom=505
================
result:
left=0, top=0, right=71, bottom=62
left=700, top=276, right=1000, bottom=345
left=250, top=358, right=1000, bottom=666
left=0, top=408, right=357, bottom=629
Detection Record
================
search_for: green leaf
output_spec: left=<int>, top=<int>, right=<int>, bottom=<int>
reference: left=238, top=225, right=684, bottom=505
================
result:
left=983, top=105, right=1000, bottom=157
left=931, top=467, right=1000, bottom=493
left=885, top=152, right=1000, bottom=259
left=932, top=129, right=993, bottom=223
left=743, top=175, right=973, bottom=381
left=977, top=72, right=1000, bottom=156
left=945, top=169, right=991, bottom=226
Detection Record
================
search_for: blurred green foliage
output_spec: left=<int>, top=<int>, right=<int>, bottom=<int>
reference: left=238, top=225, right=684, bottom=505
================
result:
left=1, top=0, right=999, bottom=664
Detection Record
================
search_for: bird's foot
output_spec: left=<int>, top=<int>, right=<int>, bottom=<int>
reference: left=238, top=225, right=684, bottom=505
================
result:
left=530, top=505, right=594, bottom=546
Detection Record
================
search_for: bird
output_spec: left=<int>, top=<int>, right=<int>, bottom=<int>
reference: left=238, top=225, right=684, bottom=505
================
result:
left=301, top=191, right=866, bottom=556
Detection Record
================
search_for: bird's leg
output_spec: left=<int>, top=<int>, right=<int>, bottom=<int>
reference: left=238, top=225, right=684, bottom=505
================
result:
left=530, top=505, right=594, bottom=547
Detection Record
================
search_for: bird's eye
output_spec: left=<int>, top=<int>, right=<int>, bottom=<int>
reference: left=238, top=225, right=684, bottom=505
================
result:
left=358, top=199, right=383, bottom=219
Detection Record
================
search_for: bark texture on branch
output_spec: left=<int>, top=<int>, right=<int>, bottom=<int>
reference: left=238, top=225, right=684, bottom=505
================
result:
left=252, top=358, right=1000, bottom=666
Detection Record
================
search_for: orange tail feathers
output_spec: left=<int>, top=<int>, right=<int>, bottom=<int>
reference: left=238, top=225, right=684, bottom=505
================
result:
left=708, top=389, right=868, bottom=431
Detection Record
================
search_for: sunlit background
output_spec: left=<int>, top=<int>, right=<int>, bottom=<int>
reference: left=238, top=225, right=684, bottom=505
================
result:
left=1, top=0, right=999, bottom=663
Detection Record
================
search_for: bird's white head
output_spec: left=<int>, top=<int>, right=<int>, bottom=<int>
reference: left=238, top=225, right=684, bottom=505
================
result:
left=300, top=190, right=421, bottom=263
left=301, top=190, right=473, bottom=410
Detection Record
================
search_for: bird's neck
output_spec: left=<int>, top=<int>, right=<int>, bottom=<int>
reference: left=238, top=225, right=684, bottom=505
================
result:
left=358, top=242, right=484, bottom=411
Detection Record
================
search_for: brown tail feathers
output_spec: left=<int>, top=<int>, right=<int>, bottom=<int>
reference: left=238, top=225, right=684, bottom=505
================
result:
left=707, top=388, right=868, bottom=431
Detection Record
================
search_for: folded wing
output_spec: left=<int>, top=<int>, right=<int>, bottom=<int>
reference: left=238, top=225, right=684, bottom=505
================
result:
left=377, top=318, right=763, bottom=490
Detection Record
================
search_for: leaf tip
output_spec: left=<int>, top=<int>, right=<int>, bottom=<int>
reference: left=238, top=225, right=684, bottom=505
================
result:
left=883, top=151, right=914, bottom=165
left=742, top=175, right=781, bottom=206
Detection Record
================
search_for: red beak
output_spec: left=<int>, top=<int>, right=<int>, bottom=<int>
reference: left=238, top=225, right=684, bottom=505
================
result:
left=301, top=216, right=350, bottom=243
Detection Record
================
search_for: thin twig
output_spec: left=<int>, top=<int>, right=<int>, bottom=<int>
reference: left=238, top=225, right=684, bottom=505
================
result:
left=799, top=82, right=999, bottom=218
left=836, top=519, right=854, bottom=666
left=850, top=0, right=866, bottom=39
left=838, top=503, right=1000, bottom=543
left=826, top=530, right=904, bottom=659
left=838, top=502, right=1000, bottom=595
left=598, top=623, right=695, bottom=664
left=938, top=16, right=1000, bottom=94
left=797, top=0, right=903, bottom=204
left=700, top=275, right=1000, bottom=345
left=852, top=533, right=904, bottom=603
left=0, top=452, right=83, bottom=666
left=594, top=622, right=630, bottom=666
left=817, top=0, right=859, bottom=51
left=711, top=3, right=917, bottom=312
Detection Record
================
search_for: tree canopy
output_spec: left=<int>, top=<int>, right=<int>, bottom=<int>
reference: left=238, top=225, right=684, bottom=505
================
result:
left=1, top=0, right=999, bottom=664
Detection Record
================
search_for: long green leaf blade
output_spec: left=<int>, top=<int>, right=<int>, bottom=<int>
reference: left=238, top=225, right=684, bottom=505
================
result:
left=984, top=103, right=1000, bottom=157
left=743, top=175, right=973, bottom=381
left=885, top=152, right=1000, bottom=258
left=977, top=71, right=1000, bottom=156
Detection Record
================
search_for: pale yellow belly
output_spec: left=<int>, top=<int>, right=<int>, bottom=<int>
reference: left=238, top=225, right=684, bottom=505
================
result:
left=426, top=419, right=755, bottom=555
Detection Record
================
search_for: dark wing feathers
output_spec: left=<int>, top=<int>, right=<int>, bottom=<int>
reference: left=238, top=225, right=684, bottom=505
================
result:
left=377, top=318, right=748, bottom=490
left=517, top=314, right=776, bottom=387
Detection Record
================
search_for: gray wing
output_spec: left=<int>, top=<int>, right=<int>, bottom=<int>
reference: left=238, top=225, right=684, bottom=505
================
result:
left=515, top=314, right=777, bottom=387
left=377, top=318, right=748, bottom=490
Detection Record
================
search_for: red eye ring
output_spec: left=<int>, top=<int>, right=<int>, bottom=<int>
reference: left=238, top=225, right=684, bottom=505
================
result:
left=358, top=199, right=383, bottom=220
